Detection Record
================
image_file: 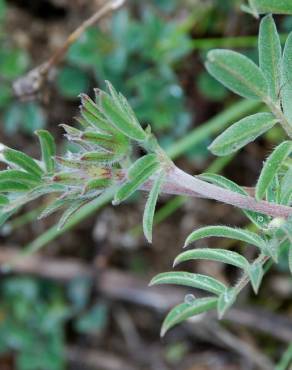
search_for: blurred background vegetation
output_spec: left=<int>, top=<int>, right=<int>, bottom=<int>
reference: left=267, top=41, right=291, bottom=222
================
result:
left=0, top=0, right=291, bottom=369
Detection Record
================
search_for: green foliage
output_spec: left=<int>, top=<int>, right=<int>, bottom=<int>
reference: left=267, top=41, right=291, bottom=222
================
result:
left=143, top=171, right=165, bottom=243
left=205, top=49, right=269, bottom=100
left=150, top=272, right=226, bottom=295
left=0, top=0, right=46, bottom=134
left=0, top=4, right=292, bottom=343
left=0, top=278, right=68, bottom=370
left=160, top=297, right=217, bottom=337
left=208, top=113, right=277, bottom=156
left=256, top=141, right=292, bottom=200
left=244, top=0, right=292, bottom=15
left=259, top=14, right=282, bottom=102
left=61, top=7, right=192, bottom=135
left=281, top=32, right=292, bottom=124
left=151, top=12, right=292, bottom=336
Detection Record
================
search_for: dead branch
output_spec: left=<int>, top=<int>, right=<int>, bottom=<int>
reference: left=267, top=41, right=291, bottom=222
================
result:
left=1, top=247, right=292, bottom=343
left=13, top=0, right=126, bottom=100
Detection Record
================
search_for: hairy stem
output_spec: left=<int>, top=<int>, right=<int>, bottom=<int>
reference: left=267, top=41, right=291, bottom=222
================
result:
left=168, top=166, right=292, bottom=219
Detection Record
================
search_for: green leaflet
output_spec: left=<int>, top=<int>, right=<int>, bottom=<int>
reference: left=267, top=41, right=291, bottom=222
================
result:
left=248, top=261, right=264, bottom=294
left=3, top=184, right=67, bottom=213
left=184, top=225, right=266, bottom=250
left=0, top=180, right=30, bottom=193
left=60, top=124, right=82, bottom=138
left=199, top=173, right=270, bottom=229
left=259, top=15, right=281, bottom=102
left=266, top=175, right=280, bottom=204
left=256, top=141, right=292, bottom=200
left=3, top=148, right=43, bottom=178
left=250, top=0, right=292, bottom=14
left=38, top=197, right=70, bottom=219
left=173, top=248, right=250, bottom=271
left=0, top=170, right=40, bottom=187
left=209, top=113, right=277, bottom=156
left=217, top=288, right=236, bottom=319
left=0, top=195, right=9, bottom=206
left=289, top=244, right=292, bottom=275
left=35, top=130, right=56, bottom=174
left=80, top=93, right=113, bottom=134
left=150, top=271, right=226, bottom=296
left=280, top=166, right=292, bottom=205
left=83, top=178, right=112, bottom=193
left=57, top=200, right=85, bottom=230
left=205, top=49, right=269, bottom=100
left=100, top=92, right=147, bottom=142
left=281, top=32, right=292, bottom=124
left=53, top=171, right=84, bottom=185
left=143, top=172, right=165, bottom=243
left=80, top=151, right=116, bottom=163
left=114, top=162, right=160, bottom=205
left=128, top=154, right=158, bottom=180
left=160, top=297, right=217, bottom=337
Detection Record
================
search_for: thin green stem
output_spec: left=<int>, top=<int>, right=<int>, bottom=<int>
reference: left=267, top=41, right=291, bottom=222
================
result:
left=276, top=342, right=292, bottom=370
left=3, top=189, right=115, bottom=269
left=167, top=100, right=261, bottom=159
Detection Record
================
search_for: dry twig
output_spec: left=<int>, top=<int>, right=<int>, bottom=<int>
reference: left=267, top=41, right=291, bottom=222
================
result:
left=13, top=0, right=126, bottom=100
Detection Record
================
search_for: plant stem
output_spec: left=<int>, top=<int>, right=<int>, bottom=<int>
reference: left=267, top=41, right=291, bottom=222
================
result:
left=265, top=99, right=292, bottom=138
left=170, top=166, right=292, bottom=219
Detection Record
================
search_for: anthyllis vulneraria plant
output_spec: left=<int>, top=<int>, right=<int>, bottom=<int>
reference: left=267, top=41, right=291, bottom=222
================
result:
left=1, top=12, right=292, bottom=336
